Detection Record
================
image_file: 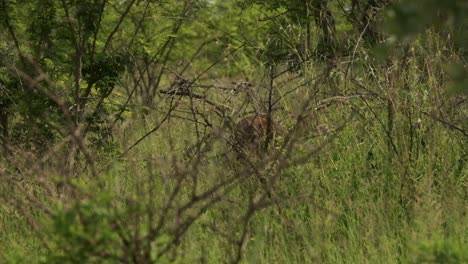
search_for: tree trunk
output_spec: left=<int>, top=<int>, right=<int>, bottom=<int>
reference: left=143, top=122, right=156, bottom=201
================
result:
left=351, top=0, right=391, bottom=45
left=0, top=105, right=9, bottom=154
left=311, top=0, right=337, bottom=59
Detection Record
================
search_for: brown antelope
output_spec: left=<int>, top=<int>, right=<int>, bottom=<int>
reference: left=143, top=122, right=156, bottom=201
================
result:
left=233, top=114, right=274, bottom=157
left=231, top=111, right=323, bottom=158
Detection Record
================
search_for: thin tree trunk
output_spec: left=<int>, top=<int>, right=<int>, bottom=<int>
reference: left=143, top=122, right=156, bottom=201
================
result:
left=312, top=0, right=336, bottom=58
left=0, top=106, right=8, bottom=154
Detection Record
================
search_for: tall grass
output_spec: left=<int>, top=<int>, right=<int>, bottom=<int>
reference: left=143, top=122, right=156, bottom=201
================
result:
left=0, top=33, right=467, bottom=263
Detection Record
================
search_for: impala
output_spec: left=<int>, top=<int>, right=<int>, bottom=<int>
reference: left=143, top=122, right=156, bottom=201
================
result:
left=234, top=114, right=274, bottom=156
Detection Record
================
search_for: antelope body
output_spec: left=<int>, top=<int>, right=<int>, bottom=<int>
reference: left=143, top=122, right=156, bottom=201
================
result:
left=234, top=115, right=274, bottom=156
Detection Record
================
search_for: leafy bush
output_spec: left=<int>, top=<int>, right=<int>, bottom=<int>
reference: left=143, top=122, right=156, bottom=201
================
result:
left=409, top=238, right=467, bottom=264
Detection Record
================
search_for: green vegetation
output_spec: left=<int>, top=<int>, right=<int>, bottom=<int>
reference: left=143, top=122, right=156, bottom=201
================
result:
left=0, top=0, right=466, bottom=263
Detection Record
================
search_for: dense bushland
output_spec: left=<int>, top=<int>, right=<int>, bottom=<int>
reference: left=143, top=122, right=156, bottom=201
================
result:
left=0, top=0, right=466, bottom=263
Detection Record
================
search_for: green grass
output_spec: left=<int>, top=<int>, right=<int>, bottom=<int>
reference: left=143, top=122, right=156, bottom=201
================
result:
left=1, top=58, right=467, bottom=263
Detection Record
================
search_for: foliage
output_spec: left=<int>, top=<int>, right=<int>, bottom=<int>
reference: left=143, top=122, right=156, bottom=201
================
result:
left=409, top=238, right=467, bottom=264
left=385, top=0, right=468, bottom=94
left=0, top=0, right=467, bottom=263
left=42, top=195, right=123, bottom=263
